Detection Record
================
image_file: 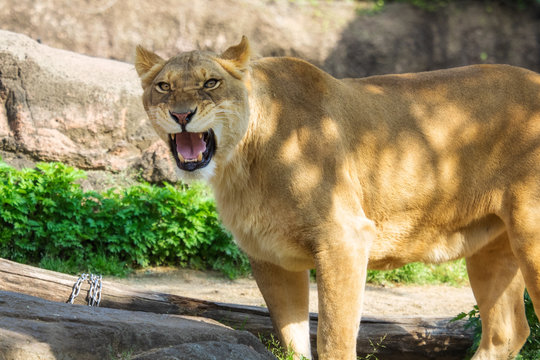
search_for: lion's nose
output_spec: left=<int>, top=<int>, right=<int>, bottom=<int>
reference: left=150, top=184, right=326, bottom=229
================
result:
left=170, top=109, right=196, bottom=126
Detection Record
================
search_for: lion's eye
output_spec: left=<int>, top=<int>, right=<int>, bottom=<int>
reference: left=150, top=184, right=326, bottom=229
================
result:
left=156, top=82, right=171, bottom=93
left=203, top=79, right=219, bottom=89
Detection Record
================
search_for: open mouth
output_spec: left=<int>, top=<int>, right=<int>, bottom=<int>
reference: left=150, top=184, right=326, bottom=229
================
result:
left=169, top=129, right=216, bottom=172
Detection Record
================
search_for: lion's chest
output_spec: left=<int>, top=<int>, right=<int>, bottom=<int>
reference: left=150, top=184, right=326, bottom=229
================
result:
left=213, top=183, right=315, bottom=272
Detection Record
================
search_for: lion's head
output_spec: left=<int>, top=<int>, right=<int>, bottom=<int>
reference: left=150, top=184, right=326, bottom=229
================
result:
left=135, top=37, right=251, bottom=181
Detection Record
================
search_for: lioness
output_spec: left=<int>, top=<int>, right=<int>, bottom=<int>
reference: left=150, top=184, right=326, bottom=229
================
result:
left=135, top=37, right=540, bottom=359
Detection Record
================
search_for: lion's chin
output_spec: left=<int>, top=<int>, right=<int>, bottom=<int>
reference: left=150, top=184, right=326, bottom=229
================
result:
left=173, top=161, right=217, bottom=183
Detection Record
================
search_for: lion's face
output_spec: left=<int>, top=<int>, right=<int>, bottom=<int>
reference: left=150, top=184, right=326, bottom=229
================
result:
left=135, top=38, right=251, bottom=181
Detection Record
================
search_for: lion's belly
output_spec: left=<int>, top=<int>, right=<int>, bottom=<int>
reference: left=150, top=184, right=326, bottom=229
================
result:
left=367, top=213, right=506, bottom=270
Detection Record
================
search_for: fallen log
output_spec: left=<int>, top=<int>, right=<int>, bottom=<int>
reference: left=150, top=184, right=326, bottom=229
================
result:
left=0, top=258, right=473, bottom=359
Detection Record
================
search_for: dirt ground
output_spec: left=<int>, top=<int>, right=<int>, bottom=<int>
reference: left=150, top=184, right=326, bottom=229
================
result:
left=113, top=267, right=477, bottom=317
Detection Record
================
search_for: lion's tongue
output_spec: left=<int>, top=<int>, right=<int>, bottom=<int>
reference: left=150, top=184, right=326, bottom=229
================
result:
left=176, top=132, right=206, bottom=160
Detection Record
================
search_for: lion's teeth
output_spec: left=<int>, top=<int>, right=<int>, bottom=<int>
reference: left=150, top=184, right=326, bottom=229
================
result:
left=197, top=153, right=203, bottom=161
left=199, top=133, right=203, bottom=139
left=178, top=152, right=185, bottom=163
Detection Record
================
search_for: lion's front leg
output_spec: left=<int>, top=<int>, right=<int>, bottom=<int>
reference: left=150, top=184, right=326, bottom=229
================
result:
left=250, top=258, right=312, bottom=359
left=313, top=219, right=375, bottom=360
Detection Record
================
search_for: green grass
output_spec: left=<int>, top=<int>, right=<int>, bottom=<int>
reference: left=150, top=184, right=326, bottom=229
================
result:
left=39, top=253, right=130, bottom=277
left=366, top=259, right=469, bottom=286
left=259, top=334, right=310, bottom=360
left=261, top=333, right=386, bottom=360
left=108, top=348, right=133, bottom=360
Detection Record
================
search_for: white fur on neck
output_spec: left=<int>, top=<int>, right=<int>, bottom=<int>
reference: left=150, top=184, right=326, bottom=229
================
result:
left=175, top=161, right=216, bottom=183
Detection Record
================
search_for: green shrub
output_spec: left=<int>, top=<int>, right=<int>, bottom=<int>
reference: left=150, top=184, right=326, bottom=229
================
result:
left=0, top=160, right=249, bottom=278
left=454, top=291, right=540, bottom=359
left=517, top=291, right=540, bottom=359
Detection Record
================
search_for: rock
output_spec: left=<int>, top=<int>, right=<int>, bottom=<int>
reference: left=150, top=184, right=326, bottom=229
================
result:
left=325, top=3, right=540, bottom=78
left=0, top=290, right=275, bottom=360
left=0, top=30, right=176, bottom=183
left=1, top=0, right=539, bottom=77
left=132, top=343, right=273, bottom=360
left=0, top=0, right=355, bottom=69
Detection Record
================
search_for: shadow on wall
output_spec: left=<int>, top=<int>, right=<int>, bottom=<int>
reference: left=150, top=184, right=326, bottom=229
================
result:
left=323, top=2, right=540, bottom=78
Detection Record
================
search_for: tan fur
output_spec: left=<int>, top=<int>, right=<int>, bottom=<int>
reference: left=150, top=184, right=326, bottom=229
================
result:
left=136, top=38, right=540, bottom=359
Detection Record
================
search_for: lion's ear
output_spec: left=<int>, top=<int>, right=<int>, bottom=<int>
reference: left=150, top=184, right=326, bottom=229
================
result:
left=135, top=45, right=165, bottom=88
left=217, top=36, right=251, bottom=79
